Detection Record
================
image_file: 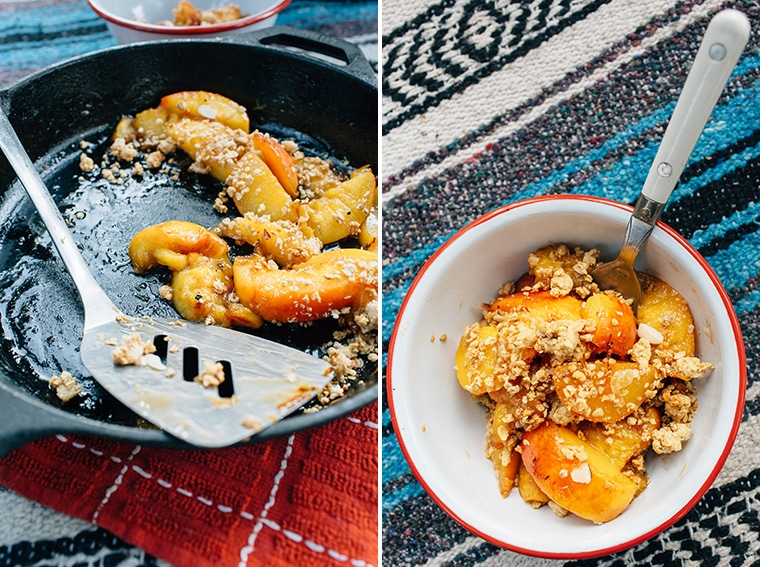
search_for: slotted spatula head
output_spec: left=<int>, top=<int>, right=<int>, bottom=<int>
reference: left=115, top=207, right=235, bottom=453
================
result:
left=80, top=315, right=334, bottom=448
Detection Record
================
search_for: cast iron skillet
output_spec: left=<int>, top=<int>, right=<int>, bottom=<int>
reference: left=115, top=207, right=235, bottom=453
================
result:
left=0, top=26, right=378, bottom=457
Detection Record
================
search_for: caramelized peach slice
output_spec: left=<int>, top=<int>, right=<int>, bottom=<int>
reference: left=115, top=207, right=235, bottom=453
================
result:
left=455, top=323, right=498, bottom=395
left=488, top=290, right=583, bottom=321
left=170, top=253, right=263, bottom=329
left=358, top=205, right=378, bottom=251
left=553, top=359, right=662, bottom=423
left=167, top=118, right=251, bottom=182
left=582, top=293, right=637, bottom=356
left=299, top=167, right=376, bottom=245
left=517, top=462, right=550, bottom=507
left=252, top=132, right=299, bottom=198
left=215, top=214, right=322, bottom=268
left=226, top=150, right=298, bottom=221
left=129, top=221, right=229, bottom=273
left=233, top=248, right=377, bottom=323
left=521, top=422, right=638, bottom=523
left=160, top=90, right=250, bottom=132
left=488, top=445, right=521, bottom=498
left=527, top=244, right=599, bottom=294
left=638, top=273, right=696, bottom=357
left=579, top=407, right=662, bottom=469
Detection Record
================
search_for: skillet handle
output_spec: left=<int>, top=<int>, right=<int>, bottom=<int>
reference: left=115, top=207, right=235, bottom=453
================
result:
left=0, top=383, right=90, bottom=458
left=231, top=25, right=377, bottom=87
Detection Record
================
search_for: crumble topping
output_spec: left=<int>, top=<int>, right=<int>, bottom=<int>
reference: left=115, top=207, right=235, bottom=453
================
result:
left=49, top=371, right=82, bottom=402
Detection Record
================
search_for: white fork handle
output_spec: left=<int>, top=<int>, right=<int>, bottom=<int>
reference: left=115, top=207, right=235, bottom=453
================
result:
left=0, top=106, right=119, bottom=328
left=642, top=9, right=750, bottom=204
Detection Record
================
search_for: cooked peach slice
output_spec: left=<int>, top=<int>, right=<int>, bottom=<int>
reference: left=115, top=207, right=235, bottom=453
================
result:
left=455, top=323, right=498, bottom=395
left=133, top=106, right=177, bottom=138
left=521, top=422, right=638, bottom=523
left=300, top=167, right=376, bottom=245
left=225, top=150, right=298, bottom=222
left=167, top=118, right=251, bottom=182
left=517, top=462, right=550, bottom=507
left=487, top=290, right=583, bottom=321
left=170, top=253, right=263, bottom=329
left=488, top=444, right=521, bottom=498
left=582, top=293, right=637, bottom=356
left=252, top=131, right=299, bottom=198
left=553, top=359, right=662, bottom=423
left=638, top=273, right=696, bottom=357
left=233, top=248, right=377, bottom=323
left=129, top=221, right=229, bottom=274
left=579, top=407, right=662, bottom=469
left=358, top=205, right=378, bottom=251
left=215, top=214, right=321, bottom=268
left=160, top=90, right=250, bottom=132
left=527, top=244, right=599, bottom=294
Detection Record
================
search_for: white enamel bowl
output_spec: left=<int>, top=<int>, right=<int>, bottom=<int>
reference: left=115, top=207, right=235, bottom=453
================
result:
left=386, top=195, right=745, bottom=558
left=87, top=0, right=289, bottom=44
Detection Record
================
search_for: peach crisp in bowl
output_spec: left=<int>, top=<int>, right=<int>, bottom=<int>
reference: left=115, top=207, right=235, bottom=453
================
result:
left=386, top=195, right=745, bottom=558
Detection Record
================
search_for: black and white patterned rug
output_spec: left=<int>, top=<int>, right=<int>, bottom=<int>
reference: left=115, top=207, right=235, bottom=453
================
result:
left=382, top=0, right=760, bottom=565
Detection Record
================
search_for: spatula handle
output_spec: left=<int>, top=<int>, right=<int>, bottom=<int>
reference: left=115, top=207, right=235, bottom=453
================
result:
left=642, top=9, right=750, bottom=204
left=0, top=107, right=119, bottom=328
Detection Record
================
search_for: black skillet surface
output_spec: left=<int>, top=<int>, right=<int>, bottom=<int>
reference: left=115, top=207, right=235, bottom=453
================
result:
left=0, top=27, right=378, bottom=456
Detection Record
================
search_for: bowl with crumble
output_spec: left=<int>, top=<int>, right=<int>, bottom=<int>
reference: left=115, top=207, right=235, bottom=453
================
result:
left=88, top=0, right=289, bottom=44
left=386, top=194, right=745, bottom=558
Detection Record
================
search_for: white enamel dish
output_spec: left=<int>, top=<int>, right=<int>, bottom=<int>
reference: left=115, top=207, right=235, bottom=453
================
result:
left=386, top=195, right=746, bottom=558
left=88, top=0, right=289, bottom=43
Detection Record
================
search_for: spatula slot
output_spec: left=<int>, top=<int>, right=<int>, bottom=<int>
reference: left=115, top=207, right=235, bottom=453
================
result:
left=152, top=334, right=169, bottom=363
left=183, top=346, right=199, bottom=381
left=217, top=360, right=234, bottom=398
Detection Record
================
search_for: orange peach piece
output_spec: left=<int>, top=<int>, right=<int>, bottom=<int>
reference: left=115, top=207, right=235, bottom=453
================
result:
left=252, top=131, right=299, bottom=198
left=553, top=359, right=662, bottom=423
left=455, top=323, right=498, bottom=395
left=488, top=290, right=583, bottom=321
left=300, top=167, right=376, bottom=245
left=166, top=118, right=251, bottom=183
left=517, top=462, right=550, bottom=507
left=129, top=221, right=229, bottom=274
left=233, top=248, right=377, bottom=323
left=225, top=150, right=298, bottom=222
left=638, top=274, right=696, bottom=357
left=358, top=205, right=378, bottom=252
left=521, top=422, right=638, bottom=523
left=582, top=293, right=637, bottom=356
left=489, top=445, right=521, bottom=498
left=579, top=407, right=662, bottom=469
left=160, top=90, right=250, bottom=132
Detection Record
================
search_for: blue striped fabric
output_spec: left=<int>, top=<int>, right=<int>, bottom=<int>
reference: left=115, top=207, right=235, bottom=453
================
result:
left=0, top=0, right=378, bottom=86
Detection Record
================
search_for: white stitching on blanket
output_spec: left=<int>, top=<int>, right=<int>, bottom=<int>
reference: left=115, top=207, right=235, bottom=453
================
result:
left=54, top=423, right=376, bottom=566
left=237, top=434, right=294, bottom=567
left=90, top=443, right=142, bottom=522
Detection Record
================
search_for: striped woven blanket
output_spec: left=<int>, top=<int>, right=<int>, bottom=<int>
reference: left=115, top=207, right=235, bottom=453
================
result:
left=0, top=2, right=377, bottom=566
left=382, top=0, right=760, bottom=565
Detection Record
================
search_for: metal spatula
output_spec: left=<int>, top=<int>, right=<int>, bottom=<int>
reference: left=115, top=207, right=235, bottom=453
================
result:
left=0, top=107, right=335, bottom=449
left=591, top=9, right=750, bottom=312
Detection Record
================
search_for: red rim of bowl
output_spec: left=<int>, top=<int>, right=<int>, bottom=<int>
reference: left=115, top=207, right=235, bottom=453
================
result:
left=86, top=0, right=291, bottom=35
left=386, top=194, right=747, bottom=559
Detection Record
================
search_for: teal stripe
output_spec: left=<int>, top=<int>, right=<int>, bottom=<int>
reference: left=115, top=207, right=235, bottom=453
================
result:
left=382, top=477, right=425, bottom=512
left=278, top=0, right=378, bottom=26
left=0, top=4, right=103, bottom=35
left=382, top=409, right=427, bottom=510
left=0, top=34, right=115, bottom=71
